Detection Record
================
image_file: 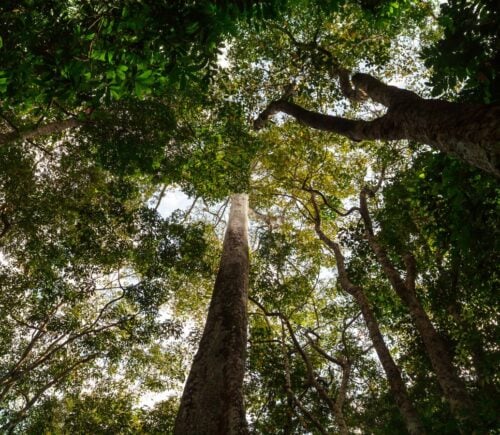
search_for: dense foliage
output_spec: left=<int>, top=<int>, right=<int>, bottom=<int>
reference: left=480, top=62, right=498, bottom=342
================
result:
left=0, top=0, right=498, bottom=433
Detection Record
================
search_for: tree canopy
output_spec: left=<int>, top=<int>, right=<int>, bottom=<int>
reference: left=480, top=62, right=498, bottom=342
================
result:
left=0, top=0, right=498, bottom=433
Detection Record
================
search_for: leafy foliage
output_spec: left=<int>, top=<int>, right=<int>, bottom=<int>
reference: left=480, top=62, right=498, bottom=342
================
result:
left=0, top=0, right=499, bottom=432
left=422, top=0, right=500, bottom=102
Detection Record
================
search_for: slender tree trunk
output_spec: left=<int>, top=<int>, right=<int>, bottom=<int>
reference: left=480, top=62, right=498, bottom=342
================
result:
left=308, top=194, right=425, bottom=434
left=174, top=194, right=249, bottom=435
left=307, top=340, right=352, bottom=435
left=317, top=230, right=426, bottom=435
left=255, top=72, right=500, bottom=177
left=0, top=118, right=81, bottom=145
left=358, top=190, right=473, bottom=428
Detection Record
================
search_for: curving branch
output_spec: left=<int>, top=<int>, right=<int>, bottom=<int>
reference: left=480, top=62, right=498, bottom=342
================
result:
left=2, top=353, right=98, bottom=434
left=358, top=187, right=473, bottom=425
left=280, top=321, right=329, bottom=435
left=251, top=296, right=349, bottom=434
left=306, top=192, right=426, bottom=434
left=253, top=61, right=500, bottom=177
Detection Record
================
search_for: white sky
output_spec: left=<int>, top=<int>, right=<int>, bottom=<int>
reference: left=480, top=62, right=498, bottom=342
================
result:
left=155, top=188, right=192, bottom=218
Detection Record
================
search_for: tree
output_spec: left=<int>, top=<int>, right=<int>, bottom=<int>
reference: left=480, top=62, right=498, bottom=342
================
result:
left=246, top=1, right=499, bottom=177
left=309, top=197, right=425, bottom=435
left=174, top=193, right=250, bottom=434
left=254, top=68, right=499, bottom=177
left=1, top=0, right=499, bottom=432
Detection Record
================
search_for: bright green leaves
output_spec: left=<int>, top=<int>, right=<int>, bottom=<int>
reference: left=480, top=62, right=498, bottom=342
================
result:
left=90, top=49, right=107, bottom=62
left=0, top=0, right=245, bottom=109
left=13, top=0, right=282, bottom=108
left=134, top=69, right=155, bottom=98
left=173, top=99, right=260, bottom=200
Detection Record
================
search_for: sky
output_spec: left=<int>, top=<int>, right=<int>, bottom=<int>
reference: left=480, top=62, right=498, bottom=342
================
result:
left=155, top=187, right=192, bottom=218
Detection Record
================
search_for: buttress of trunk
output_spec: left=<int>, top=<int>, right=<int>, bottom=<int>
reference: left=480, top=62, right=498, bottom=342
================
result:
left=174, top=194, right=250, bottom=435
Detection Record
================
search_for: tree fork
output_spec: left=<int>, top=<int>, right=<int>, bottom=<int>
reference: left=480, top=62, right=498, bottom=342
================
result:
left=174, top=193, right=250, bottom=435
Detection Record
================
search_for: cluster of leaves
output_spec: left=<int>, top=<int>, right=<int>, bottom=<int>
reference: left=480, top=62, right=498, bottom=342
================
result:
left=21, top=393, right=179, bottom=434
left=0, top=0, right=498, bottom=432
left=247, top=224, right=395, bottom=434
left=422, top=0, right=500, bottom=103
left=335, top=154, right=499, bottom=432
left=0, top=0, right=286, bottom=107
left=0, top=102, right=218, bottom=430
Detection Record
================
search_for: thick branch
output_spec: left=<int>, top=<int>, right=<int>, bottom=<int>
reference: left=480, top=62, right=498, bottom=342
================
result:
left=254, top=99, right=383, bottom=142
left=253, top=71, right=500, bottom=177
left=0, top=118, right=81, bottom=146
left=351, top=73, right=422, bottom=107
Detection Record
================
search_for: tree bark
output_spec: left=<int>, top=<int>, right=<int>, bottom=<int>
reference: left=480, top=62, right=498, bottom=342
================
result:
left=307, top=193, right=425, bottom=434
left=358, top=189, right=473, bottom=428
left=316, top=229, right=426, bottom=435
left=174, top=193, right=250, bottom=435
left=0, top=118, right=81, bottom=145
left=254, top=72, right=500, bottom=177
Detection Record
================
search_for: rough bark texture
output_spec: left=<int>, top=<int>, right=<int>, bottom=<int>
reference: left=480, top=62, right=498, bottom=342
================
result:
left=174, top=194, right=249, bottom=435
left=358, top=190, right=473, bottom=427
left=0, top=118, right=81, bottom=145
left=254, top=72, right=500, bottom=177
left=316, top=229, right=426, bottom=435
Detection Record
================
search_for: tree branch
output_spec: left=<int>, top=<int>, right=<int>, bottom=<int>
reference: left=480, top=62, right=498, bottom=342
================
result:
left=253, top=99, right=383, bottom=142
left=0, top=118, right=82, bottom=146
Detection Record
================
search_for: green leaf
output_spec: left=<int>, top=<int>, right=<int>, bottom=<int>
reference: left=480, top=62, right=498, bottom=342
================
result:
left=109, top=84, right=122, bottom=99
left=137, top=70, right=153, bottom=80
left=90, top=50, right=107, bottom=61
left=185, top=22, right=200, bottom=34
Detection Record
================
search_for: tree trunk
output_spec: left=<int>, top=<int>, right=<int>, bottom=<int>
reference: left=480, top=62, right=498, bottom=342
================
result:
left=174, top=194, right=250, bottom=435
left=254, top=72, right=500, bottom=177
left=358, top=190, right=473, bottom=428
left=352, top=288, right=426, bottom=435
left=308, top=193, right=425, bottom=434
left=318, top=231, right=426, bottom=435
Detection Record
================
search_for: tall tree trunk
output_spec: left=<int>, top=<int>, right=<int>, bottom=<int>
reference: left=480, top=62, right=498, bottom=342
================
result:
left=174, top=194, right=250, bottom=435
left=254, top=73, right=500, bottom=177
left=316, top=228, right=426, bottom=435
left=358, top=189, right=473, bottom=428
